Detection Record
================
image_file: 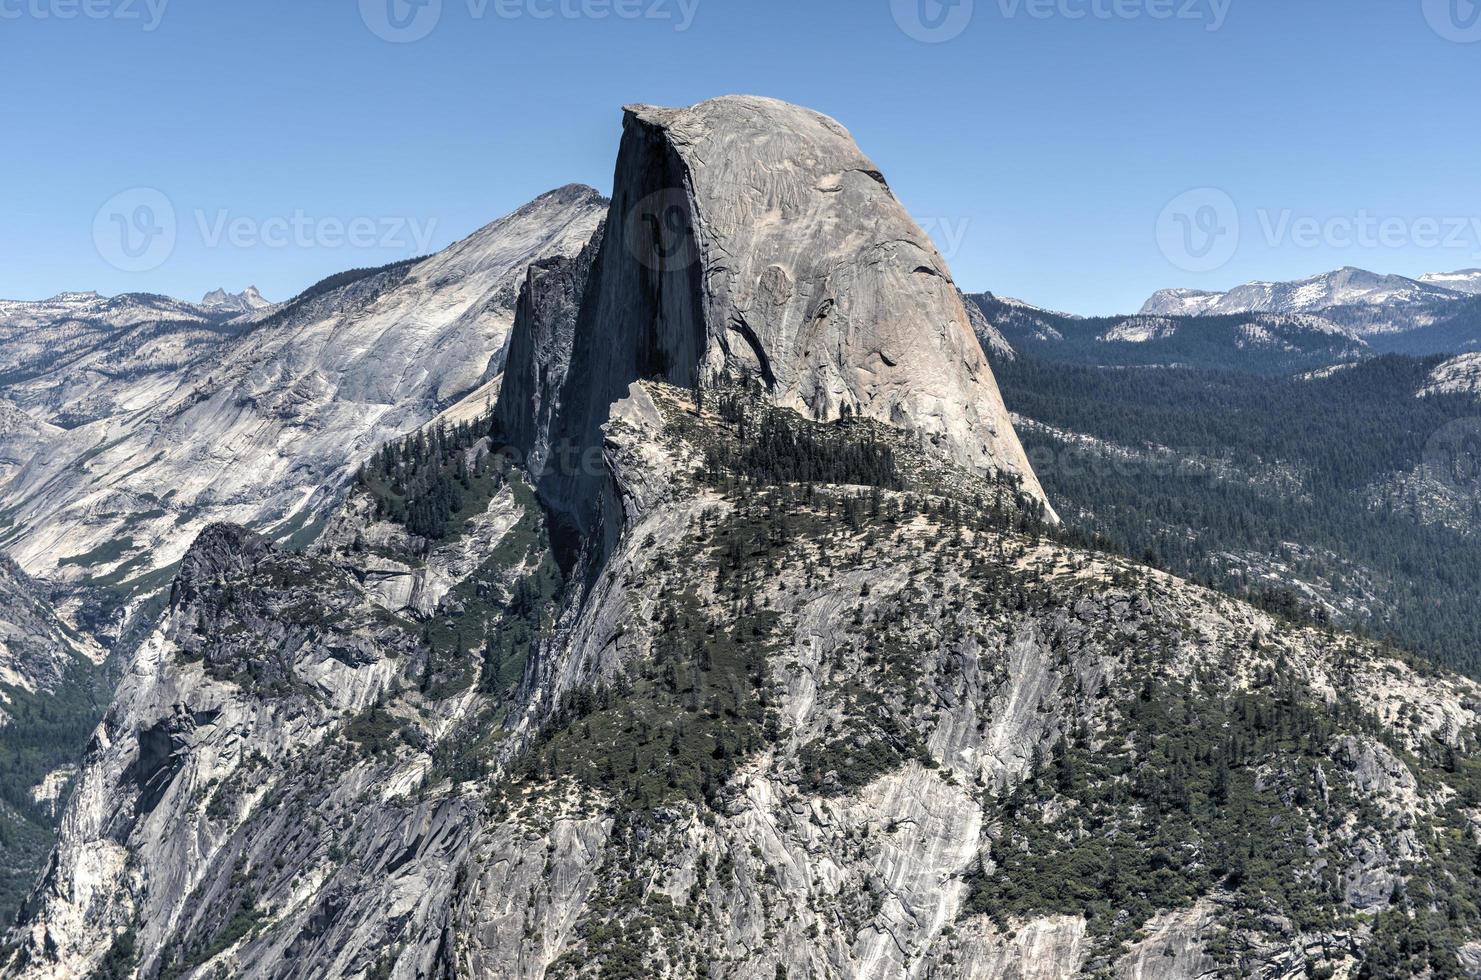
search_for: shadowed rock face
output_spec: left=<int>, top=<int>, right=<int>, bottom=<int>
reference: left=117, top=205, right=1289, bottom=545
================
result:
left=495, top=221, right=607, bottom=482
left=508, top=96, right=1050, bottom=544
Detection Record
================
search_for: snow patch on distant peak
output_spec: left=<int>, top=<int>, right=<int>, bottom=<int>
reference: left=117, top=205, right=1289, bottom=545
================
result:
left=1420, top=270, right=1481, bottom=296
left=1300, top=362, right=1361, bottom=381
left=996, top=295, right=1084, bottom=320
left=1141, top=267, right=1464, bottom=323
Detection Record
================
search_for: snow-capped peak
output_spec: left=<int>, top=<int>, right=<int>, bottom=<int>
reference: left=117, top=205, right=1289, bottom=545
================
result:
left=979, top=292, right=1084, bottom=321
left=1420, top=269, right=1481, bottom=296
left=1140, top=267, right=1468, bottom=336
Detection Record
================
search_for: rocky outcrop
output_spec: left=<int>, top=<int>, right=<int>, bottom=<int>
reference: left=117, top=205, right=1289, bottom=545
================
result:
left=963, top=293, right=1018, bottom=361
left=0, top=554, right=103, bottom=709
left=1420, top=352, right=1481, bottom=398
left=200, top=286, right=271, bottom=314
left=1114, top=901, right=1219, bottom=979
left=11, top=523, right=436, bottom=979
left=510, top=97, right=1049, bottom=546
left=313, top=475, right=528, bottom=617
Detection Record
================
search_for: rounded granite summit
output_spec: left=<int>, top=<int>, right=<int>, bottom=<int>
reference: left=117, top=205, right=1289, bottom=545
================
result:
left=549, top=95, right=1051, bottom=512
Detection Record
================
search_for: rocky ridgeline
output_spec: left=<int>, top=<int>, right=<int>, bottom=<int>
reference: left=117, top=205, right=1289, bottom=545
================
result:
left=8, top=98, right=1481, bottom=979
left=0, top=185, right=606, bottom=607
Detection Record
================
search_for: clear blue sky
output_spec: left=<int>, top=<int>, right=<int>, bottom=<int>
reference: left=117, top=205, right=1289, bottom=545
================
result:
left=2, top=0, right=1478, bottom=315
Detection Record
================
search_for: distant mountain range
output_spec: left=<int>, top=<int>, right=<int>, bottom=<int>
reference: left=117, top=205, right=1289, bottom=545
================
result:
left=1420, top=269, right=1481, bottom=295
left=1141, top=266, right=1460, bottom=321
left=1138, top=266, right=1481, bottom=355
left=966, top=267, right=1481, bottom=373
left=968, top=292, right=1370, bottom=374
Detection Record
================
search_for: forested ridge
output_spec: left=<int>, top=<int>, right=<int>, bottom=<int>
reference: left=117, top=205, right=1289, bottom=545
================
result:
left=996, top=354, right=1481, bottom=676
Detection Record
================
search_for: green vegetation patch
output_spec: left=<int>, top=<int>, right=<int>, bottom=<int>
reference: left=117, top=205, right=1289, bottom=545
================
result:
left=417, top=470, right=563, bottom=705
left=0, top=663, right=109, bottom=925
left=358, top=416, right=505, bottom=544
left=57, top=536, right=135, bottom=569
left=519, top=590, right=779, bottom=811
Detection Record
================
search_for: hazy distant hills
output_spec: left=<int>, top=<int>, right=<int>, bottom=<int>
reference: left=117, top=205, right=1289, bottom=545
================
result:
left=968, top=292, right=1370, bottom=374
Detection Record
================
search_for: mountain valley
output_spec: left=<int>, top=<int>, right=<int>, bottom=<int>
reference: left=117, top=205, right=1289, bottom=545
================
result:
left=1, top=97, right=1481, bottom=980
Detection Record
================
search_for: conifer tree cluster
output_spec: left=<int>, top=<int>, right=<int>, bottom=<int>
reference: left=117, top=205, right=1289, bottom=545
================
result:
left=701, top=393, right=901, bottom=490
left=359, top=416, right=502, bottom=543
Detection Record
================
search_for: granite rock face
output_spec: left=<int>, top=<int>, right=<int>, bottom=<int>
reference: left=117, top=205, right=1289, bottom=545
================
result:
left=496, top=220, right=607, bottom=481
left=515, top=96, right=1049, bottom=543
left=0, top=186, right=606, bottom=601
left=0, top=554, right=103, bottom=718
left=617, top=97, right=1034, bottom=475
